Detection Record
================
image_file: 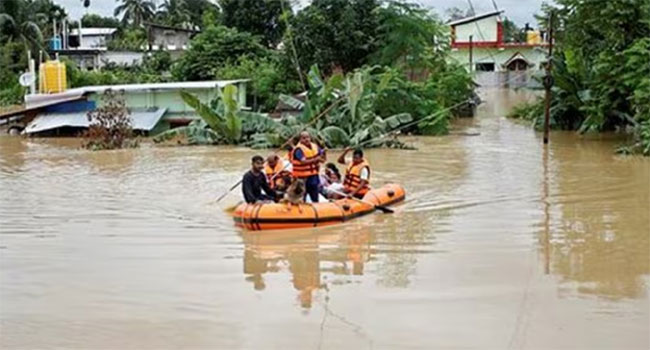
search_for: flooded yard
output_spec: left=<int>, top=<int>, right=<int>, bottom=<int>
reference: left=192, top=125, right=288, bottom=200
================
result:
left=1, top=88, right=648, bottom=349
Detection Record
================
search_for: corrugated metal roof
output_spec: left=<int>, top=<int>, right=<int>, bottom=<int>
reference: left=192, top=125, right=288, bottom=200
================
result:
left=448, top=10, right=504, bottom=26
left=62, top=79, right=250, bottom=95
left=70, top=28, right=118, bottom=36
left=1, top=95, right=87, bottom=119
left=24, top=107, right=167, bottom=134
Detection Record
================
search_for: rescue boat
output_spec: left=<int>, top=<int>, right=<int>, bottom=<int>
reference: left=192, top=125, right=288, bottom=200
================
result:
left=233, top=183, right=405, bottom=231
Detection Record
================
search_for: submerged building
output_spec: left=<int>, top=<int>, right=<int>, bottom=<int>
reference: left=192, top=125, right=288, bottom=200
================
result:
left=0, top=79, right=249, bottom=136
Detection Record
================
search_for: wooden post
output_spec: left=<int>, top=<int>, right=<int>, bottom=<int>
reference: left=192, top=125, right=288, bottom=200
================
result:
left=543, top=12, right=554, bottom=144
left=469, top=35, right=473, bottom=73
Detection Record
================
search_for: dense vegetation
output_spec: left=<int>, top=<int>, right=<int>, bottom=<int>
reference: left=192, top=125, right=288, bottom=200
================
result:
left=1, top=0, right=477, bottom=148
left=508, top=0, right=650, bottom=155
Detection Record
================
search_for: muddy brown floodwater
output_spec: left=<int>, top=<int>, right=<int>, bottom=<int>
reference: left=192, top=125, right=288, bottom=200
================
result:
left=1, top=88, right=649, bottom=349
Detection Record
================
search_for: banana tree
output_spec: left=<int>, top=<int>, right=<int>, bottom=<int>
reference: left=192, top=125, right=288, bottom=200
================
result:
left=317, top=66, right=414, bottom=148
left=153, top=84, right=281, bottom=146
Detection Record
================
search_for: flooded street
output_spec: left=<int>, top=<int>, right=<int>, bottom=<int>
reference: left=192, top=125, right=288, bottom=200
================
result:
left=1, top=88, right=648, bottom=349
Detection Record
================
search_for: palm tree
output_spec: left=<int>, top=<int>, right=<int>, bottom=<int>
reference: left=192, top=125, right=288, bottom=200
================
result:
left=0, top=0, right=47, bottom=50
left=114, top=0, right=155, bottom=27
left=157, top=0, right=191, bottom=27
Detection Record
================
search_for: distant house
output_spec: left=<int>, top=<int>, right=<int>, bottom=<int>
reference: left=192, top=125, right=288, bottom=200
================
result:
left=145, top=22, right=199, bottom=59
left=0, top=80, right=249, bottom=136
left=51, top=27, right=144, bottom=70
left=447, top=10, right=548, bottom=73
left=50, top=23, right=200, bottom=70
left=68, top=27, right=117, bottom=49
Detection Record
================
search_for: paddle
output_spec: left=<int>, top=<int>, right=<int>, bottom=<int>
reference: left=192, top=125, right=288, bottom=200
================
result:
left=328, top=189, right=394, bottom=214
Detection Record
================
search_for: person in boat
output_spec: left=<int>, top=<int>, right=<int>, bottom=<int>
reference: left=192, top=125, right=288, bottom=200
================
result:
left=338, top=147, right=371, bottom=199
left=320, top=163, right=345, bottom=199
left=291, top=131, right=326, bottom=202
left=242, top=155, right=277, bottom=204
left=264, top=154, right=292, bottom=193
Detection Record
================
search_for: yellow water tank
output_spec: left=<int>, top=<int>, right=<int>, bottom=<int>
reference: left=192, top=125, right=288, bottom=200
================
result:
left=526, top=31, right=542, bottom=45
left=39, top=60, right=67, bottom=94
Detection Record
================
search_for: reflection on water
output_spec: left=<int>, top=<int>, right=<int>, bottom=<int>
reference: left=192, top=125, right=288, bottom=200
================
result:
left=1, top=88, right=648, bottom=349
left=542, top=139, right=650, bottom=299
left=242, top=228, right=371, bottom=309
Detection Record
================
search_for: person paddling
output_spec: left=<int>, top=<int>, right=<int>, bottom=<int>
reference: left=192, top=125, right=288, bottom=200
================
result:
left=242, top=155, right=277, bottom=204
left=291, top=131, right=325, bottom=202
left=338, top=147, right=371, bottom=199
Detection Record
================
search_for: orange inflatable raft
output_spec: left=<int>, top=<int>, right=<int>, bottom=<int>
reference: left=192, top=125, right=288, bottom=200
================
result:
left=233, top=183, right=405, bottom=231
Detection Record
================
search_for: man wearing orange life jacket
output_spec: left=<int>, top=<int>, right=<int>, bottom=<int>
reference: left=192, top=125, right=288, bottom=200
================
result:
left=291, top=131, right=325, bottom=202
left=264, top=154, right=292, bottom=191
left=338, top=147, right=371, bottom=199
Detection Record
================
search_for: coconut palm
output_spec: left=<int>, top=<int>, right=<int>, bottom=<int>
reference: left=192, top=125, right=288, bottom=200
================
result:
left=114, top=0, right=155, bottom=27
left=157, top=0, right=191, bottom=27
left=0, top=0, right=47, bottom=47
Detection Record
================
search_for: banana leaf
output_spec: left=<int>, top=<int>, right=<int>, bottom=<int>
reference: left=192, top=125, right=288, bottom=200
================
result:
left=319, top=126, right=350, bottom=147
left=384, top=113, right=413, bottom=129
left=153, top=126, right=222, bottom=145
left=279, top=94, right=305, bottom=110
left=180, top=91, right=223, bottom=130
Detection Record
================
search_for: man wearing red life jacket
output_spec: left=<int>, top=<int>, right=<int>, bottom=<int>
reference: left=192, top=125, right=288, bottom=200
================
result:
left=338, top=147, right=371, bottom=199
left=291, top=131, right=325, bottom=202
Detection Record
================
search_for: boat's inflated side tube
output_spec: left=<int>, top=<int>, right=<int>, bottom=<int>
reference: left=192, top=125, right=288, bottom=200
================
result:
left=232, top=184, right=405, bottom=231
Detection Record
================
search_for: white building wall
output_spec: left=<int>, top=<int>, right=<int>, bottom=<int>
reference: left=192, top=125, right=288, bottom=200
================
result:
left=99, top=51, right=144, bottom=67
left=454, top=16, right=499, bottom=43
left=449, top=47, right=547, bottom=72
left=80, top=35, right=108, bottom=49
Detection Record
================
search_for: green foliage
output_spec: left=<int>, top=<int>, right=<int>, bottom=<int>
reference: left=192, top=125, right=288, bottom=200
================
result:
left=213, top=56, right=301, bottom=111
left=219, top=0, right=289, bottom=48
left=154, top=85, right=280, bottom=145
left=289, top=0, right=380, bottom=73
left=81, top=14, right=120, bottom=28
left=114, top=0, right=155, bottom=27
left=502, top=18, right=525, bottom=43
left=0, top=40, right=26, bottom=106
left=374, top=63, right=474, bottom=134
left=156, top=0, right=191, bottom=27
left=62, top=53, right=172, bottom=88
left=172, top=25, right=268, bottom=81
left=372, top=1, right=447, bottom=74
left=0, top=0, right=66, bottom=53
left=107, top=28, right=147, bottom=51
left=511, top=0, right=650, bottom=155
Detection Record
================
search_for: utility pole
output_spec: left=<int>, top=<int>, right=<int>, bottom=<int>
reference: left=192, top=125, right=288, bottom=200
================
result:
left=469, top=35, right=474, bottom=73
left=543, top=12, right=554, bottom=144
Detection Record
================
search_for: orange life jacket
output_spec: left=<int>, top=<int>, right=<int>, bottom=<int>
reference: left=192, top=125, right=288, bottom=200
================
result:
left=291, top=143, right=321, bottom=178
left=264, top=160, right=291, bottom=189
left=344, top=160, right=370, bottom=196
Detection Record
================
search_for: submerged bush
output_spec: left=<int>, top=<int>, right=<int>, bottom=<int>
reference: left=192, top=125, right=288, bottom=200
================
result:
left=83, top=90, right=138, bottom=150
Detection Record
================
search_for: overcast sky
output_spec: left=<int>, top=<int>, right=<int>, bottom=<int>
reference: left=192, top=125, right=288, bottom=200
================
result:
left=53, top=0, right=545, bottom=26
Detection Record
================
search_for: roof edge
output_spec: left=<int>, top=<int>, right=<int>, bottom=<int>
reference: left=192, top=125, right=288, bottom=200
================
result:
left=448, top=10, right=505, bottom=26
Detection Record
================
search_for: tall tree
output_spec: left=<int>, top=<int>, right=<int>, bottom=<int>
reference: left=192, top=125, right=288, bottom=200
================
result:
left=373, top=1, right=448, bottom=77
left=502, top=18, right=525, bottom=43
left=81, top=14, right=120, bottom=28
left=185, top=0, right=220, bottom=29
left=157, top=0, right=191, bottom=27
left=172, top=25, right=268, bottom=81
left=0, top=0, right=66, bottom=49
left=219, top=0, right=288, bottom=48
left=289, top=0, right=380, bottom=73
left=114, top=0, right=155, bottom=27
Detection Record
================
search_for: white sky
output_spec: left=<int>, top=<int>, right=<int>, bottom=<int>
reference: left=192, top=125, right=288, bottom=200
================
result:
left=53, top=0, right=545, bottom=26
